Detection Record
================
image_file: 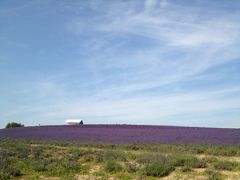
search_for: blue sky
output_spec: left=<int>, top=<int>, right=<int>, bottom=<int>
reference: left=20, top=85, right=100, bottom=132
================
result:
left=0, top=0, right=240, bottom=128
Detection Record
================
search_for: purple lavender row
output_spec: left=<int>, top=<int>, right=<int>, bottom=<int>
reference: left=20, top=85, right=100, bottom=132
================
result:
left=0, top=125, right=239, bottom=145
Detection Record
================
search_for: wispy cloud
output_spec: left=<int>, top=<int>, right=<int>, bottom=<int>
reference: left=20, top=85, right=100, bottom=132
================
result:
left=13, top=84, right=240, bottom=127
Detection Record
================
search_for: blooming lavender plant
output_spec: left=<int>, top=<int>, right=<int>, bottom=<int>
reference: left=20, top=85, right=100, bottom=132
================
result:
left=0, top=125, right=239, bottom=145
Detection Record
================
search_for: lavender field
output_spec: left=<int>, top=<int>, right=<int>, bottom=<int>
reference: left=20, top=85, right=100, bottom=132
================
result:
left=0, top=125, right=239, bottom=145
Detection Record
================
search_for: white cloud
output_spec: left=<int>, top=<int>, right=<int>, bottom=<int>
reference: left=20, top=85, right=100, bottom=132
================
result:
left=15, top=85, right=240, bottom=127
left=98, top=9, right=240, bottom=48
left=52, top=1, right=240, bottom=127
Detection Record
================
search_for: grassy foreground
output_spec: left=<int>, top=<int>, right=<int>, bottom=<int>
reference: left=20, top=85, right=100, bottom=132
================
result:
left=0, top=138, right=240, bottom=179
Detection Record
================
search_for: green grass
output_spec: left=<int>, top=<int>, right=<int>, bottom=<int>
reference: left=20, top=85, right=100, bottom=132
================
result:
left=0, top=137, right=239, bottom=179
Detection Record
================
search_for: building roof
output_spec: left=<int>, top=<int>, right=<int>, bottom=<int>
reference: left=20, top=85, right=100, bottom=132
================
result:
left=65, top=119, right=83, bottom=123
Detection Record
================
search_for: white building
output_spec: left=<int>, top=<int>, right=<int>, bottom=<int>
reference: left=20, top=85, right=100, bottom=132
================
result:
left=65, top=119, right=83, bottom=125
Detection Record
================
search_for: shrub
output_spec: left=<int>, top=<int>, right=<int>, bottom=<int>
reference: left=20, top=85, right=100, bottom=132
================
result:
left=45, top=158, right=82, bottom=177
left=137, top=154, right=167, bottom=164
left=116, top=174, right=132, bottom=180
left=191, top=146, right=207, bottom=154
left=191, top=160, right=207, bottom=168
left=104, top=150, right=126, bottom=161
left=67, top=147, right=86, bottom=160
left=144, top=162, right=174, bottom=177
left=213, top=160, right=238, bottom=171
left=127, top=153, right=137, bottom=160
left=0, top=166, right=22, bottom=178
left=137, top=156, right=151, bottom=164
left=124, top=144, right=144, bottom=151
left=171, top=155, right=200, bottom=168
left=94, top=151, right=104, bottom=163
left=62, top=159, right=81, bottom=172
left=105, top=160, right=122, bottom=173
left=0, top=171, right=11, bottom=180
left=104, top=151, right=117, bottom=161
left=202, top=157, right=218, bottom=164
left=16, top=146, right=30, bottom=159
left=171, top=155, right=188, bottom=166
left=83, top=154, right=95, bottom=162
left=32, top=159, right=49, bottom=172
left=31, top=146, right=45, bottom=159
left=205, top=169, right=223, bottom=180
left=181, top=166, right=192, bottom=172
left=5, top=122, right=24, bottom=128
left=8, top=168, right=21, bottom=177
left=0, top=150, right=22, bottom=178
left=125, top=162, right=138, bottom=173
left=206, top=146, right=238, bottom=156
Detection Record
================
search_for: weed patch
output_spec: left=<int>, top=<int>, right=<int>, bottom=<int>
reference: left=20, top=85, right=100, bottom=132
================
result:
left=105, top=160, right=122, bottom=173
left=205, top=169, right=223, bottom=180
left=144, top=162, right=174, bottom=177
left=213, top=160, right=238, bottom=171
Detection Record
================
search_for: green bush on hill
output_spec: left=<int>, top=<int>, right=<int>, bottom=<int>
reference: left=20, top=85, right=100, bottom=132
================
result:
left=5, top=122, right=24, bottom=128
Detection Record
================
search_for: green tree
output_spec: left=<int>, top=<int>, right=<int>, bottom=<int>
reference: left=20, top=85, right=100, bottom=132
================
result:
left=5, top=122, right=24, bottom=128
